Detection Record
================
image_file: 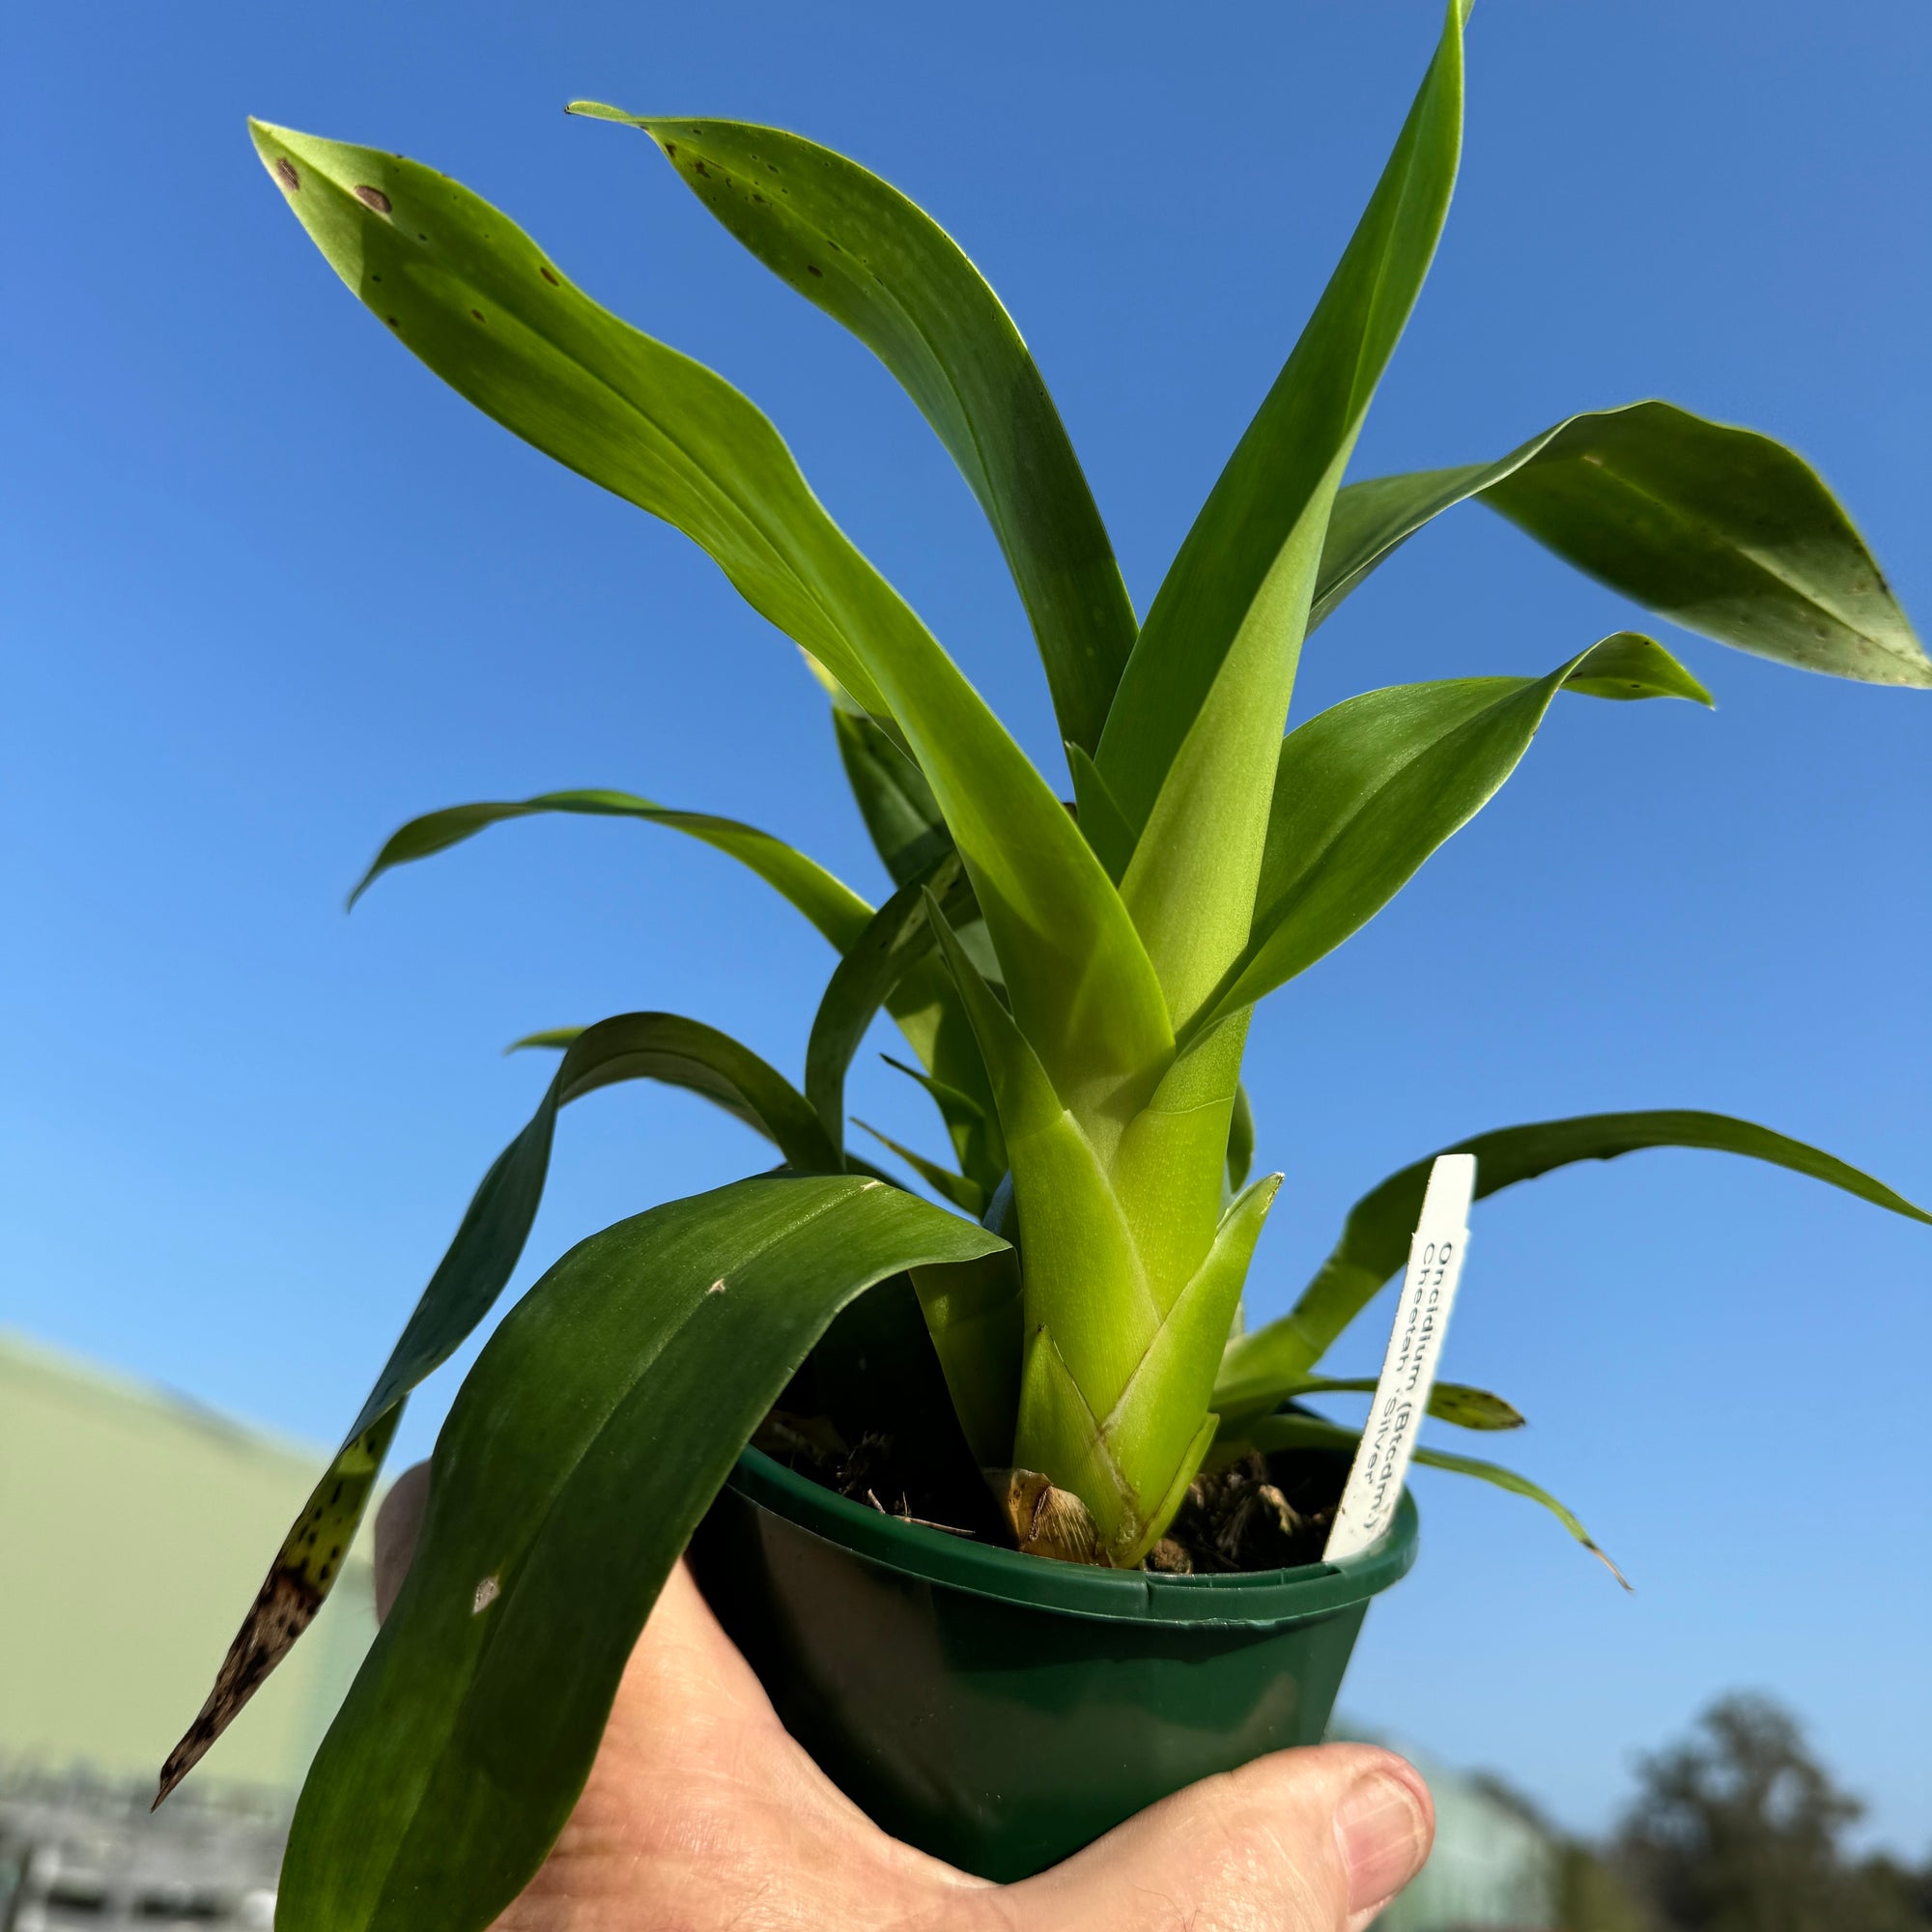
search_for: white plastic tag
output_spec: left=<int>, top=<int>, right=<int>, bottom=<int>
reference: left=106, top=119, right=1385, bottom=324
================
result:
left=1322, top=1152, right=1476, bottom=1564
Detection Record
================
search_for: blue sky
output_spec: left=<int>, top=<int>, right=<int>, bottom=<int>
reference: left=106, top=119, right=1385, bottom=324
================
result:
left=6, top=0, right=1927, bottom=1855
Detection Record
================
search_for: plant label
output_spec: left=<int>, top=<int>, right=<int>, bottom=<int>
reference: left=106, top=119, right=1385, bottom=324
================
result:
left=1322, top=1152, right=1476, bottom=1563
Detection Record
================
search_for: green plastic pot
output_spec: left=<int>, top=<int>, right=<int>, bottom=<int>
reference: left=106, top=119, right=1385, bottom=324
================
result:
left=690, top=1444, right=1419, bottom=1881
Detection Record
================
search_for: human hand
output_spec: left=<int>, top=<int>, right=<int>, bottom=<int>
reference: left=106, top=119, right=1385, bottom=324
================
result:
left=374, top=1463, right=1433, bottom=1931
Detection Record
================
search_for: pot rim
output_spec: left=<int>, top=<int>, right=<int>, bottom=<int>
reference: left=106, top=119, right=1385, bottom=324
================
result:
left=724, top=1446, right=1419, bottom=1628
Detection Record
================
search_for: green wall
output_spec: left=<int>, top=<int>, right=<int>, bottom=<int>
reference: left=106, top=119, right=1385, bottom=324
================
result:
left=0, top=1330, right=378, bottom=1798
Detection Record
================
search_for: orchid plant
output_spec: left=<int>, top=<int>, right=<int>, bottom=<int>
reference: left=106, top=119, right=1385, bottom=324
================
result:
left=162, top=9, right=1927, bottom=1927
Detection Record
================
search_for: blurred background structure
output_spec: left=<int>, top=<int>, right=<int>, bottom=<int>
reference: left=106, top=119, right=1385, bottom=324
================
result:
left=0, top=1334, right=374, bottom=1926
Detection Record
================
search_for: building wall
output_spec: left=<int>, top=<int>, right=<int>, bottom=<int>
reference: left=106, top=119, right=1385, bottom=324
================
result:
left=0, top=1330, right=378, bottom=1799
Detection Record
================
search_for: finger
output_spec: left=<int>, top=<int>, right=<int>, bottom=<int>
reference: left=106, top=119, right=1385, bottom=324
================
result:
left=496, top=1556, right=985, bottom=1930
left=372, top=1459, right=431, bottom=1622
left=1007, top=1742, right=1433, bottom=1932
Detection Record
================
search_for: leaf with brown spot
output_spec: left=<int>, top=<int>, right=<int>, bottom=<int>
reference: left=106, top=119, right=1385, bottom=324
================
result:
left=275, top=1175, right=1004, bottom=1931
left=156, top=1011, right=836, bottom=1801
left=567, top=103, right=1137, bottom=761
left=156, top=1410, right=398, bottom=1805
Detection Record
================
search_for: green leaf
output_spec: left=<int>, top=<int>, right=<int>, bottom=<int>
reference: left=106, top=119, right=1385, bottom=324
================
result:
left=1317, top=402, right=1929, bottom=688
left=1227, top=1414, right=1625, bottom=1583
left=1192, top=632, right=1711, bottom=1032
left=275, top=1175, right=1005, bottom=1932
left=826, top=705, right=1011, bottom=1184
left=880, top=1054, right=986, bottom=1130
left=577, top=104, right=1139, bottom=758
left=507, top=1011, right=837, bottom=1168
left=926, top=895, right=1178, bottom=1548
left=1226, top=1082, right=1256, bottom=1193
left=1101, top=1, right=1467, bottom=1027
left=855, top=1120, right=987, bottom=1216
left=251, top=122, right=1172, bottom=1119
left=805, top=853, right=968, bottom=1151
left=158, top=1011, right=829, bottom=1802
left=910, top=1247, right=1023, bottom=1467
left=1223, top=1111, right=1932, bottom=1391
left=881, top=1053, right=1007, bottom=1195
left=1065, top=742, right=1137, bottom=884
left=1097, top=1172, right=1285, bottom=1564
left=248, top=123, right=898, bottom=720
left=348, top=789, right=874, bottom=952
left=831, top=709, right=952, bottom=888
left=1212, top=1374, right=1523, bottom=1432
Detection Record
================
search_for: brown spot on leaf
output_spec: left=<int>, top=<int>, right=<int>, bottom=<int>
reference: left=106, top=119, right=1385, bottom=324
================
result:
left=807, top=263, right=823, bottom=277
left=540, top=265, right=559, bottom=285
left=353, top=185, right=392, bottom=213
left=273, top=157, right=299, bottom=193
left=470, top=308, right=485, bottom=322
left=385, top=316, right=400, bottom=328
left=155, top=1566, right=322, bottom=1808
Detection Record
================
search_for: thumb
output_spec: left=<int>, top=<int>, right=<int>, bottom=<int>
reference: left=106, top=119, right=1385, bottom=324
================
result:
left=372, top=1459, right=432, bottom=1622
left=1009, top=1742, right=1433, bottom=1932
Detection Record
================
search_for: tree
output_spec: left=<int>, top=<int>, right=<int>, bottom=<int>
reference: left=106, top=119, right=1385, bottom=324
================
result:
left=1617, top=1694, right=1928, bottom=1932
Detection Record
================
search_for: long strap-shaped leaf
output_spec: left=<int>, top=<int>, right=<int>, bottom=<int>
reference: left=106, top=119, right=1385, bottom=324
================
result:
left=156, top=1011, right=832, bottom=1803
left=348, top=759, right=1008, bottom=1182
left=1221, top=1111, right=1932, bottom=1393
left=832, top=707, right=954, bottom=888
left=1316, top=402, right=1929, bottom=687
left=881, top=1052, right=1007, bottom=1194
left=348, top=788, right=873, bottom=950
left=804, top=852, right=970, bottom=1150
left=252, top=121, right=906, bottom=717
left=275, top=1176, right=1004, bottom=1932
left=1213, top=1374, right=1523, bottom=1432
left=1101, top=1, right=1467, bottom=1028
left=507, top=1013, right=838, bottom=1166
left=571, top=104, right=1139, bottom=760
left=821, top=701, right=1010, bottom=1176
left=251, top=122, right=1172, bottom=1121
left=1221, top=1413, right=1623, bottom=1582
left=1188, top=632, right=1711, bottom=1035
left=855, top=1120, right=987, bottom=1215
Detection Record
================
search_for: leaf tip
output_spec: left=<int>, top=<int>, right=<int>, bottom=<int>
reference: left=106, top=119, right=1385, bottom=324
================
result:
left=505, top=1028, right=582, bottom=1055
left=563, top=99, right=636, bottom=126
left=1589, top=1540, right=1634, bottom=1592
